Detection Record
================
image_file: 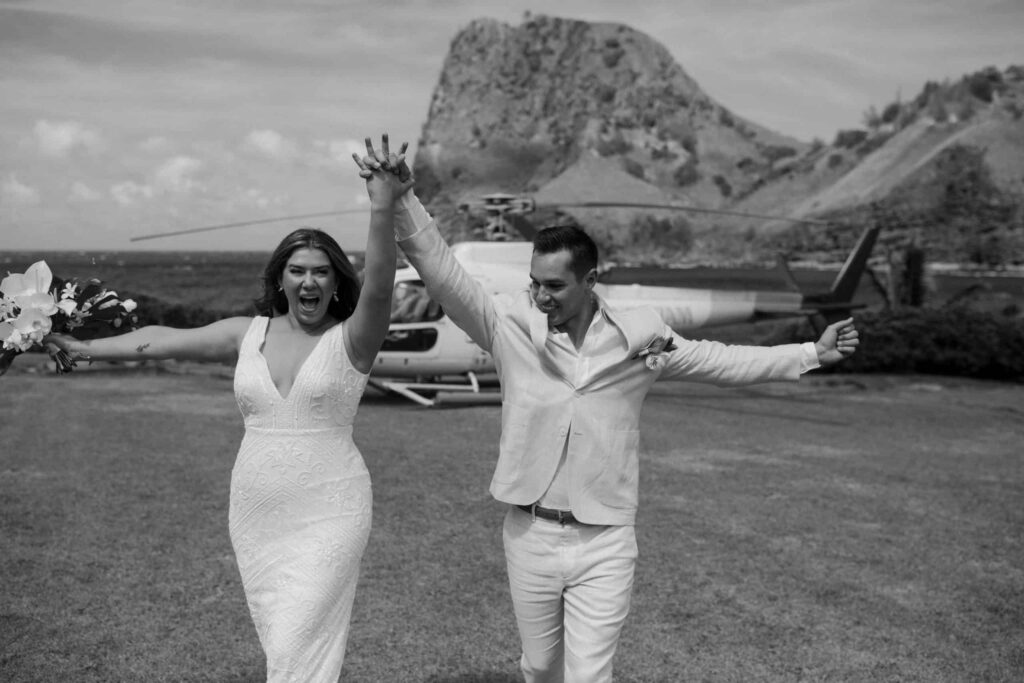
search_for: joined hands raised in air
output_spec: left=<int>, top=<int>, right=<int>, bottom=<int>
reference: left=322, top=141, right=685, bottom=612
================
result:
left=352, top=134, right=414, bottom=203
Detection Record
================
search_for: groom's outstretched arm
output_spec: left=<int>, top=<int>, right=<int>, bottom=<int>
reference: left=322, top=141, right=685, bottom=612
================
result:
left=391, top=192, right=499, bottom=353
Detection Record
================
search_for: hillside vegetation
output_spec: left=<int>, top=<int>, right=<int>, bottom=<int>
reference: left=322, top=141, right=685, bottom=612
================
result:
left=748, top=66, right=1024, bottom=266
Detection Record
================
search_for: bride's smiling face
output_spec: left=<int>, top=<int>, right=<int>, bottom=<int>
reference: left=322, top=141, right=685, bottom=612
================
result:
left=279, top=247, right=338, bottom=326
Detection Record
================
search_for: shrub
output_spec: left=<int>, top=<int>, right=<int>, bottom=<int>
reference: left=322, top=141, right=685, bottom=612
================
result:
left=621, top=157, right=645, bottom=179
left=914, top=80, right=942, bottom=108
left=129, top=294, right=249, bottom=329
left=596, top=131, right=632, bottom=156
left=659, top=119, right=696, bottom=150
left=596, top=84, right=616, bottom=104
left=602, top=46, right=625, bottom=69
left=927, top=98, right=950, bottom=122
left=673, top=158, right=699, bottom=186
left=968, top=74, right=995, bottom=103
left=954, top=98, right=976, bottom=121
left=834, top=129, right=868, bottom=149
left=857, top=131, right=892, bottom=157
left=881, top=101, right=902, bottom=124
left=762, top=145, right=797, bottom=163
left=712, top=174, right=732, bottom=197
left=650, top=144, right=677, bottom=161
left=680, top=133, right=698, bottom=155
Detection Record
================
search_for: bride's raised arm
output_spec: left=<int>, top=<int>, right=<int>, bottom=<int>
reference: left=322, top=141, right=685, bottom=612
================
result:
left=343, top=134, right=414, bottom=374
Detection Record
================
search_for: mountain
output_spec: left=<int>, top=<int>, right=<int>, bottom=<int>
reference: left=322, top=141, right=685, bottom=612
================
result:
left=412, top=14, right=1024, bottom=266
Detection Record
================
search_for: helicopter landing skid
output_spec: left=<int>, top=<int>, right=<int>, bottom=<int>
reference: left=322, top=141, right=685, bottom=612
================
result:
left=368, top=371, right=486, bottom=407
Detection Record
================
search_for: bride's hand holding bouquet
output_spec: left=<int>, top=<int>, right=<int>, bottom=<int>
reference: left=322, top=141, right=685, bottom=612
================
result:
left=0, top=260, right=139, bottom=376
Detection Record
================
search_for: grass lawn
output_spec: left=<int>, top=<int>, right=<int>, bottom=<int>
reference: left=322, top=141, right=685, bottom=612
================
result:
left=1, top=365, right=1022, bottom=682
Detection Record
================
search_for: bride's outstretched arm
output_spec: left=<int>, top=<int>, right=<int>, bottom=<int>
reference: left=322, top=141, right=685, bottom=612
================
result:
left=45, top=316, right=251, bottom=365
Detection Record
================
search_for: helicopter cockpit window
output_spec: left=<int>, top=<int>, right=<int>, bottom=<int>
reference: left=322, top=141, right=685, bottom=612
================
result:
left=390, top=281, right=443, bottom=323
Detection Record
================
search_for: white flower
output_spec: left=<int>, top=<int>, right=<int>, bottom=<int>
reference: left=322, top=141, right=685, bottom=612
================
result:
left=0, top=261, right=60, bottom=351
left=645, top=353, right=668, bottom=370
left=634, top=335, right=676, bottom=371
left=57, top=298, right=78, bottom=316
left=5, top=308, right=52, bottom=350
left=1, top=261, right=58, bottom=317
left=61, top=282, right=77, bottom=299
left=18, top=291, right=58, bottom=316
left=122, top=298, right=137, bottom=313
left=1, top=261, right=52, bottom=300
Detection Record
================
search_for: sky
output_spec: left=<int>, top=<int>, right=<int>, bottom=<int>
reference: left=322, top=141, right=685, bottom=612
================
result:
left=1, top=0, right=1021, bottom=253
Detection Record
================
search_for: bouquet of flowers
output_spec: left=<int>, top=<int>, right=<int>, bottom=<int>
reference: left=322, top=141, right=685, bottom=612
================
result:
left=0, top=260, right=139, bottom=375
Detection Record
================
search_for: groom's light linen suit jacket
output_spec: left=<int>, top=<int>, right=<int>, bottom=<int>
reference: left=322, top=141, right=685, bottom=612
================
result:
left=395, top=195, right=817, bottom=526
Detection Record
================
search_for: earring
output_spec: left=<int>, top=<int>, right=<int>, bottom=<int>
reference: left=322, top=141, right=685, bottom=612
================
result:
left=277, top=285, right=283, bottom=292
left=332, top=291, right=339, bottom=302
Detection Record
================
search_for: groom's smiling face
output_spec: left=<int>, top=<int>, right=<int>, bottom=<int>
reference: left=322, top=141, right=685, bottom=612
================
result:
left=529, top=249, right=596, bottom=330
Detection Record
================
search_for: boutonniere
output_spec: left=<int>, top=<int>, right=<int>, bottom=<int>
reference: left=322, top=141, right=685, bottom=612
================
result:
left=632, top=335, right=677, bottom=370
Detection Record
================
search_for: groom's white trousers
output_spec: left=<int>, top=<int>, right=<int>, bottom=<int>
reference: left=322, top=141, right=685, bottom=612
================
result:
left=502, top=506, right=638, bottom=683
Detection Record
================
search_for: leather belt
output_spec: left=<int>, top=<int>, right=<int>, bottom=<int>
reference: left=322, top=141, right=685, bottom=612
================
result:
left=517, top=503, right=579, bottom=525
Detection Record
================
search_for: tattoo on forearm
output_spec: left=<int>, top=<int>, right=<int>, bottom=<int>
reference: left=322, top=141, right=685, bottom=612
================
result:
left=136, top=343, right=150, bottom=353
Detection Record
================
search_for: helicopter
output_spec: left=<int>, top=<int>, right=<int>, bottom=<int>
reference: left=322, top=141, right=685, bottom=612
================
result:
left=132, top=193, right=880, bottom=406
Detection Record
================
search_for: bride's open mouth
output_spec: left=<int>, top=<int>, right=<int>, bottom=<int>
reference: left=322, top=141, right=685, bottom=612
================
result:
left=298, top=294, right=321, bottom=313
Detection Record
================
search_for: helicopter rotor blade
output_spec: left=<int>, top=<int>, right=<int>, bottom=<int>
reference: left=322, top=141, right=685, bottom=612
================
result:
left=535, top=201, right=832, bottom=226
left=129, top=208, right=369, bottom=243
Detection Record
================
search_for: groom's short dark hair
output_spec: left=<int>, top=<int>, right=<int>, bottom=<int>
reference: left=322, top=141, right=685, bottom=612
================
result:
left=532, top=225, right=598, bottom=280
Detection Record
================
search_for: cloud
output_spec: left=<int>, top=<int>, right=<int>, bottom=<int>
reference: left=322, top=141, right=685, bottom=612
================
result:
left=309, top=138, right=366, bottom=169
left=243, top=129, right=298, bottom=162
left=110, top=180, right=155, bottom=206
left=1, top=174, right=41, bottom=206
left=244, top=131, right=367, bottom=169
left=33, top=120, right=102, bottom=157
left=243, top=188, right=272, bottom=209
left=69, top=181, right=102, bottom=202
left=154, top=156, right=204, bottom=193
left=139, top=136, right=173, bottom=154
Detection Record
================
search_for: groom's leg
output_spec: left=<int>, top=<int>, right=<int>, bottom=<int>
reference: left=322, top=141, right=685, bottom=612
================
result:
left=561, top=524, right=637, bottom=683
left=503, top=507, right=567, bottom=683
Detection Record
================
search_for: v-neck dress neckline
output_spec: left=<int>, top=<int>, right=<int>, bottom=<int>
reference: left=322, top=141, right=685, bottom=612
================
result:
left=257, top=316, right=337, bottom=402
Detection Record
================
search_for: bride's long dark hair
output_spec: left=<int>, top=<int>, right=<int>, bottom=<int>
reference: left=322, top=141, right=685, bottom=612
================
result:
left=254, top=228, right=361, bottom=320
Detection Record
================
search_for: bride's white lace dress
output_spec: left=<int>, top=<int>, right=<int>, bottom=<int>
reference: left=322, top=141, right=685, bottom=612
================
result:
left=229, top=316, right=372, bottom=682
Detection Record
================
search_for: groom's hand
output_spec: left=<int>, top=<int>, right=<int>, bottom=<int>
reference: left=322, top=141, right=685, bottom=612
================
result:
left=814, top=317, right=859, bottom=366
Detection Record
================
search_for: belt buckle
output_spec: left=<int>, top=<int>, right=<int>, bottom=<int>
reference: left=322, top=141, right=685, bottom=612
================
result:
left=556, top=509, right=568, bottom=524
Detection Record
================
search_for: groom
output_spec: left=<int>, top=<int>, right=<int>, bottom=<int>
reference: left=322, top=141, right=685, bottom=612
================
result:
left=359, top=143, right=858, bottom=682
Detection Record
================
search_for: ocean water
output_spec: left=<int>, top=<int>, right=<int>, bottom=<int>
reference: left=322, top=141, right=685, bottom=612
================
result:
left=4, top=250, right=1021, bottom=314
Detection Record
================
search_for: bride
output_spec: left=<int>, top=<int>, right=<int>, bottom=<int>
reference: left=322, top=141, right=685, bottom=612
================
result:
left=46, top=135, right=412, bottom=682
